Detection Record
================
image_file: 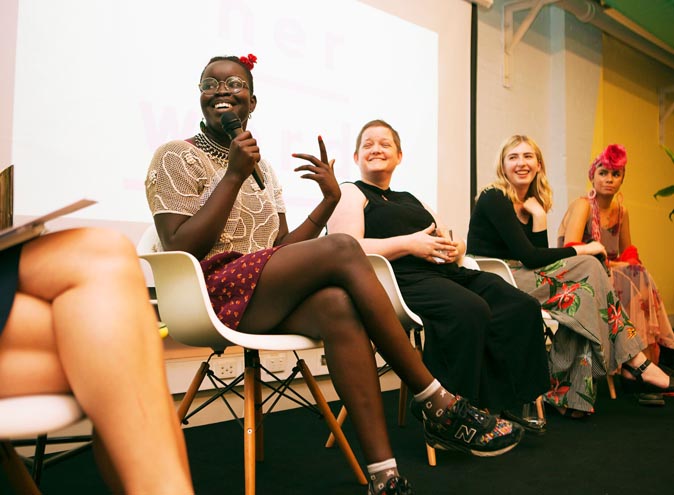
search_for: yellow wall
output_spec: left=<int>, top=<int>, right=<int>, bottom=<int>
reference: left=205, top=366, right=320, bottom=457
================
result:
left=598, top=35, right=674, bottom=310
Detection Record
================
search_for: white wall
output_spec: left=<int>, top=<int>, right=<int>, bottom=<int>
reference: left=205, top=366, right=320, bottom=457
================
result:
left=476, top=0, right=602, bottom=243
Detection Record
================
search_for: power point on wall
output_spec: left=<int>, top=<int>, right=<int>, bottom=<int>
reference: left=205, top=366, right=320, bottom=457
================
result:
left=262, top=352, right=288, bottom=373
left=211, top=357, right=239, bottom=379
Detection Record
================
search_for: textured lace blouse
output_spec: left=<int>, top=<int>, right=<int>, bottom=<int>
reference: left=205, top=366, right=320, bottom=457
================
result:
left=145, top=135, right=286, bottom=260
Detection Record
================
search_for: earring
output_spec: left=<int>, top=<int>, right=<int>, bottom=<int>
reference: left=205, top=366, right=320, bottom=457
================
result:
left=199, top=119, right=207, bottom=133
left=588, top=188, right=596, bottom=199
left=248, top=112, right=253, bottom=120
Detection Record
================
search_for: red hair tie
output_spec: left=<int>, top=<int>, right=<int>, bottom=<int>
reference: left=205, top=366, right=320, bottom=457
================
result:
left=239, top=53, right=257, bottom=71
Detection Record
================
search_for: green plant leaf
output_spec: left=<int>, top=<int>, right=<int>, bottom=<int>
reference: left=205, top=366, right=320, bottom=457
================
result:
left=663, top=144, right=674, bottom=164
left=654, top=185, right=674, bottom=198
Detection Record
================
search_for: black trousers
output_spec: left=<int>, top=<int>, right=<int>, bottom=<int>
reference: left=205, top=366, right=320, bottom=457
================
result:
left=395, top=263, right=549, bottom=410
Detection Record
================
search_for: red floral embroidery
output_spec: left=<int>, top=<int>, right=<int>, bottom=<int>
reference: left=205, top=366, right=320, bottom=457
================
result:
left=545, top=282, right=581, bottom=310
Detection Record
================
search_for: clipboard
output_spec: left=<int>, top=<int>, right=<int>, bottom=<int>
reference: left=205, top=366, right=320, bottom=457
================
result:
left=0, top=199, right=97, bottom=251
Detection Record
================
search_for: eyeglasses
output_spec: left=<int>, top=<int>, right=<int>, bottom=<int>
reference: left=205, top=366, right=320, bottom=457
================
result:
left=198, top=76, right=249, bottom=95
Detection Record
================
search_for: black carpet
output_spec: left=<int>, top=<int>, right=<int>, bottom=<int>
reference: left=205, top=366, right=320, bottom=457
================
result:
left=3, top=380, right=674, bottom=495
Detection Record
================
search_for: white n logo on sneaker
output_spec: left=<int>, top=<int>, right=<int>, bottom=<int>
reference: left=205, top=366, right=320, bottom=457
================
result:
left=454, top=425, right=477, bottom=443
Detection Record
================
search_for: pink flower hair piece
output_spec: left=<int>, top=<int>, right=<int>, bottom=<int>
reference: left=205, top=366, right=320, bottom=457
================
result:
left=588, top=144, right=627, bottom=181
left=587, top=143, right=627, bottom=244
left=239, top=53, right=257, bottom=71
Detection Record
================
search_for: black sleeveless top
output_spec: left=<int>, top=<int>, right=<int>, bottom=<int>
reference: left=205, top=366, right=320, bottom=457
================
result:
left=353, top=180, right=460, bottom=275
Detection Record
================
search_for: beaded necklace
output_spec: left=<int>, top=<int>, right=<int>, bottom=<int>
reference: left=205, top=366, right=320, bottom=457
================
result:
left=193, top=132, right=230, bottom=163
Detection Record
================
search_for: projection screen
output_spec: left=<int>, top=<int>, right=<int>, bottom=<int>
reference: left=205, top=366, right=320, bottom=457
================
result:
left=1, top=0, right=472, bottom=236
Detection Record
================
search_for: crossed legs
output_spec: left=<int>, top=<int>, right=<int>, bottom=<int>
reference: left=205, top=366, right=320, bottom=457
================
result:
left=238, top=234, right=435, bottom=463
left=0, top=228, right=192, bottom=494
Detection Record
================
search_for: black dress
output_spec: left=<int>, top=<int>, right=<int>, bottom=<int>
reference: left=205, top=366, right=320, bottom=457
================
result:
left=354, top=181, right=549, bottom=410
left=0, top=244, right=22, bottom=334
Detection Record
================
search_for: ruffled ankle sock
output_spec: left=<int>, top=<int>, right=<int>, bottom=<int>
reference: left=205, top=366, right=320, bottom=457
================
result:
left=367, top=458, right=399, bottom=493
left=413, top=379, right=456, bottom=422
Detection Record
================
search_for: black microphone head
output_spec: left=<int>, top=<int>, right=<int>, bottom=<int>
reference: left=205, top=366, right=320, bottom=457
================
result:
left=220, top=111, right=242, bottom=138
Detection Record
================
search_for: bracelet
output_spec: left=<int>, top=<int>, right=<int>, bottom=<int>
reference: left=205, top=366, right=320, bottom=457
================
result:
left=307, top=214, right=324, bottom=228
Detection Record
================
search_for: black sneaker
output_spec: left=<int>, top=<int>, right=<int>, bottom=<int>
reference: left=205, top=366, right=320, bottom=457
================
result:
left=421, top=396, right=524, bottom=457
left=367, top=476, right=414, bottom=495
left=410, top=399, right=423, bottom=422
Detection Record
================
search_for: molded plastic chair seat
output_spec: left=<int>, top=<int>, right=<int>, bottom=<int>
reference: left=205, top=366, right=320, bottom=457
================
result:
left=138, top=246, right=367, bottom=494
left=0, top=394, right=84, bottom=494
left=0, top=395, right=82, bottom=439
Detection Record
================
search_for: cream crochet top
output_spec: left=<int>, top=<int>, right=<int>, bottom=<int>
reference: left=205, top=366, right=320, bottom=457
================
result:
left=145, top=135, right=286, bottom=259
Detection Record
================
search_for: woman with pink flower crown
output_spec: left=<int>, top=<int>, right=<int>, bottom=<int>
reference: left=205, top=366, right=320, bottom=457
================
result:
left=467, top=135, right=674, bottom=418
left=558, top=144, right=674, bottom=395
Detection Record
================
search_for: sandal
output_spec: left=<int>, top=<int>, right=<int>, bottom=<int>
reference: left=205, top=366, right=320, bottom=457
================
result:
left=621, top=359, right=674, bottom=394
left=637, top=392, right=665, bottom=407
left=500, top=409, right=546, bottom=435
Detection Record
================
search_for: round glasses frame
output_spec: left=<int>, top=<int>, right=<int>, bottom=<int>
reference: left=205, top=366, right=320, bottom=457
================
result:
left=198, top=76, right=249, bottom=95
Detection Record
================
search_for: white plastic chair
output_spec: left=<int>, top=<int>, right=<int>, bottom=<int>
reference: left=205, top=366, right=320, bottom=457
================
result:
left=0, top=394, right=84, bottom=494
left=468, top=257, right=559, bottom=335
left=470, top=256, right=616, bottom=400
left=138, top=236, right=367, bottom=494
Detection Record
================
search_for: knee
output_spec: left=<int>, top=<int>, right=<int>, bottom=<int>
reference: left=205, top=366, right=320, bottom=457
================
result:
left=72, top=228, right=139, bottom=273
left=576, top=254, right=604, bottom=272
left=310, top=287, right=359, bottom=327
left=516, top=290, right=543, bottom=314
left=321, top=233, right=367, bottom=265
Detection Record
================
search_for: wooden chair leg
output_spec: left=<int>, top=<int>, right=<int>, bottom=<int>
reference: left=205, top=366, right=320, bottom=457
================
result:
left=397, top=381, right=409, bottom=426
left=607, top=374, right=617, bottom=399
left=177, top=361, right=210, bottom=423
left=535, top=395, right=545, bottom=421
left=398, top=329, right=423, bottom=427
left=298, top=359, right=367, bottom=486
left=243, top=362, right=257, bottom=495
left=426, top=443, right=437, bottom=467
left=252, top=353, right=264, bottom=461
left=1, top=441, right=41, bottom=495
left=324, top=406, right=347, bottom=448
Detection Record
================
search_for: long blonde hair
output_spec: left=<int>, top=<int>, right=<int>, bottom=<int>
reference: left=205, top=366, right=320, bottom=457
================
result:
left=484, top=134, right=553, bottom=212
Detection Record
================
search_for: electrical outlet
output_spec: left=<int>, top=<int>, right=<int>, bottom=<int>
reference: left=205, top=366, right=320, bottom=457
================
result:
left=211, top=357, right=239, bottom=379
left=262, top=352, right=287, bottom=373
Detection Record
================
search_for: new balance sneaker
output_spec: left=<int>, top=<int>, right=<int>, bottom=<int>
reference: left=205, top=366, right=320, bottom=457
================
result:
left=367, top=476, right=414, bottom=495
left=421, top=396, right=524, bottom=457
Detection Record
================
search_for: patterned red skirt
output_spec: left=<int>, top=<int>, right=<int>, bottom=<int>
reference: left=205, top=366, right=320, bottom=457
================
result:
left=200, top=246, right=283, bottom=329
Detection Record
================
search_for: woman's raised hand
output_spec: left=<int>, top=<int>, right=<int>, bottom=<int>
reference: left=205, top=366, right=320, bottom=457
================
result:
left=574, top=240, right=607, bottom=259
left=521, top=197, right=546, bottom=218
left=292, top=136, right=341, bottom=205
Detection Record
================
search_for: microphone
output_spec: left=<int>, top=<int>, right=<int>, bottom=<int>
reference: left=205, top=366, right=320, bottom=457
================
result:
left=220, top=112, right=265, bottom=190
